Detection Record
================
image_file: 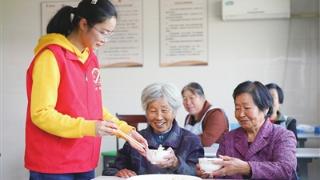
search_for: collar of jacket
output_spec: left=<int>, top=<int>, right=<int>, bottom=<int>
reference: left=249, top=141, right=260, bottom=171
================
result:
left=145, top=120, right=182, bottom=149
left=234, top=120, right=272, bottom=159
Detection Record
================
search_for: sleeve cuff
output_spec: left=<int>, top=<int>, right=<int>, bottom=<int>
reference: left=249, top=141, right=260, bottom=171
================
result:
left=118, top=123, right=135, bottom=134
left=80, top=119, right=96, bottom=136
left=246, top=161, right=254, bottom=179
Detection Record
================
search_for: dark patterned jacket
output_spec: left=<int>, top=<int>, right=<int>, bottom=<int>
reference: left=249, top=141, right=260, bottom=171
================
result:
left=113, top=120, right=204, bottom=175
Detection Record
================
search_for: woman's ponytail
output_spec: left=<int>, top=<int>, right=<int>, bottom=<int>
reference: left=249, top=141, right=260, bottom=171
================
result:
left=46, top=0, right=117, bottom=36
left=46, top=6, right=76, bottom=36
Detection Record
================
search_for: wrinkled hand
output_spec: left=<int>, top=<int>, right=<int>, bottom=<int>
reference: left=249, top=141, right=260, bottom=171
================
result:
left=157, top=147, right=179, bottom=169
left=211, top=155, right=251, bottom=177
left=196, top=163, right=210, bottom=179
left=95, top=120, right=118, bottom=136
left=115, top=168, right=136, bottom=178
left=128, top=130, right=148, bottom=156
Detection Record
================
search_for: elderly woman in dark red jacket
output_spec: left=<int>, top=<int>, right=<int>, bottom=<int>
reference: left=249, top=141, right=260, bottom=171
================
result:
left=182, top=82, right=229, bottom=147
left=197, top=81, right=297, bottom=179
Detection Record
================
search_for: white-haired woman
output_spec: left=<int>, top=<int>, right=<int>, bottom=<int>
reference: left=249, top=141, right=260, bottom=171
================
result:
left=113, top=83, right=204, bottom=178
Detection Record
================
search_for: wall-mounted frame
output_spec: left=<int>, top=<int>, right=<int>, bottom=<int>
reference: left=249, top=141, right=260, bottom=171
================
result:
left=98, top=0, right=144, bottom=67
left=159, top=0, right=208, bottom=67
left=41, top=0, right=143, bottom=68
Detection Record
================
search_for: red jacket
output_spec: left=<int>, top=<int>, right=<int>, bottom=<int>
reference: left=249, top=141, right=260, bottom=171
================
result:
left=25, top=45, right=103, bottom=173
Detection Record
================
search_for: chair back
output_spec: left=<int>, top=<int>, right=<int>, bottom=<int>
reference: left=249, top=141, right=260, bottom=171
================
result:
left=116, top=113, right=147, bottom=130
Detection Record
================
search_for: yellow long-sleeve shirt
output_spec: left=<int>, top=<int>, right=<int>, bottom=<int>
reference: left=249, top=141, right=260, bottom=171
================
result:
left=30, top=33, right=133, bottom=138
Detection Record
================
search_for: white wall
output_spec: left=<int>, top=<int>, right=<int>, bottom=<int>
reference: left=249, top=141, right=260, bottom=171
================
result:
left=2, top=1, right=43, bottom=179
left=0, top=0, right=4, bottom=179
left=1, top=0, right=319, bottom=179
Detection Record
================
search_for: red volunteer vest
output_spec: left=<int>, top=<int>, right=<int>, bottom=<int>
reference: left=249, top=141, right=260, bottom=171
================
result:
left=25, top=45, right=103, bottom=173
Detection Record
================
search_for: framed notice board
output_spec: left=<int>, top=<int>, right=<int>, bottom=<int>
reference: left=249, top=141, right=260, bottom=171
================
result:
left=159, top=0, right=208, bottom=67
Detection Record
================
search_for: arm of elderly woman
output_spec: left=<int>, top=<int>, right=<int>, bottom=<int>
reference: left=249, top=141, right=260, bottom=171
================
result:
left=174, top=147, right=204, bottom=175
left=174, top=136, right=204, bottom=175
left=196, top=156, right=251, bottom=178
left=156, top=133, right=204, bottom=175
left=211, top=155, right=251, bottom=177
left=247, top=131, right=297, bottom=179
left=158, top=145, right=204, bottom=175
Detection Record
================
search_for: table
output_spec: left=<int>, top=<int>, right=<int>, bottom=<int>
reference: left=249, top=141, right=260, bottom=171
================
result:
left=93, top=176, right=218, bottom=180
left=96, top=147, right=319, bottom=180
left=296, top=148, right=320, bottom=179
left=93, top=177, right=123, bottom=180
left=297, top=132, right=320, bottom=147
left=296, top=147, right=320, bottom=158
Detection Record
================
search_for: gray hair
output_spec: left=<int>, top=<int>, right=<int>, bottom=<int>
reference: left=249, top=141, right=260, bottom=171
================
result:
left=141, top=83, right=181, bottom=114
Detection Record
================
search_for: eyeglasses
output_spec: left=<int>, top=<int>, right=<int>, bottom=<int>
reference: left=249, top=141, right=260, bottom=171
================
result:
left=92, top=26, right=114, bottom=42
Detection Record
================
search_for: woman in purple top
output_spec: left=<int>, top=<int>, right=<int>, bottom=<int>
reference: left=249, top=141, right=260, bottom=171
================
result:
left=197, top=81, right=297, bottom=179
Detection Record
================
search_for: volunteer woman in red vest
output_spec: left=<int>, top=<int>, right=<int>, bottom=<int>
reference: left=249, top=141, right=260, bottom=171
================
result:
left=25, top=0, right=147, bottom=179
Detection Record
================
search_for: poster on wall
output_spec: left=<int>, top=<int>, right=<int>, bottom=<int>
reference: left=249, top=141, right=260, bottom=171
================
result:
left=41, top=0, right=143, bottom=68
left=41, top=1, right=79, bottom=35
left=98, top=0, right=144, bottom=67
left=159, top=0, right=208, bottom=66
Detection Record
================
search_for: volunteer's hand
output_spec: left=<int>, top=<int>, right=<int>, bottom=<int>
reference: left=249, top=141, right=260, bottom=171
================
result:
left=128, top=130, right=148, bottom=156
left=95, top=120, right=118, bottom=136
left=115, top=168, right=136, bottom=178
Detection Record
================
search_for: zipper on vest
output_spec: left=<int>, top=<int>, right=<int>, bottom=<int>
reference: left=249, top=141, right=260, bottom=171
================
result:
left=85, top=74, right=88, bottom=81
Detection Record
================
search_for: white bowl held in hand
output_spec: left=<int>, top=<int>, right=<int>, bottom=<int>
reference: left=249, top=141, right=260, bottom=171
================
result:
left=146, top=146, right=170, bottom=164
left=199, top=157, right=223, bottom=173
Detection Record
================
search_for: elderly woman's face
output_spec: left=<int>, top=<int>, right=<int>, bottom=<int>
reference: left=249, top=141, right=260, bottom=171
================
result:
left=146, top=98, right=175, bottom=134
left=182, top=90, right=205, bottom=115
left=234, top=93, right=265, bottom=131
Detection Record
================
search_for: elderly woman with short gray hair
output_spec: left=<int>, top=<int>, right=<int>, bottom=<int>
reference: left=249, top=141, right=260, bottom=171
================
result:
left=113, top=83, right=204, bottom=178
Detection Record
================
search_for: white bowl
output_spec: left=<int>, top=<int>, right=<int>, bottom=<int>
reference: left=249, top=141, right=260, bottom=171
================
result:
left=146, top=148, right=170, bottom=164
left=198, top=157, right=223, bottom=173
